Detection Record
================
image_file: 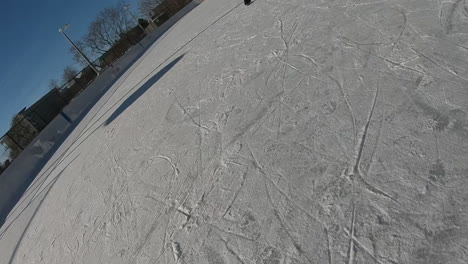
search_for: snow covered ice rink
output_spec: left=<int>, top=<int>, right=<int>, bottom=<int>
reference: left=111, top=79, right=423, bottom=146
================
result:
left=2, top=0, right=468, bottom=263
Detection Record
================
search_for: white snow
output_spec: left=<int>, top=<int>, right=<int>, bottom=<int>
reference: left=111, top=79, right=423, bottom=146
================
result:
left=1, top=0, right=468, bottom=263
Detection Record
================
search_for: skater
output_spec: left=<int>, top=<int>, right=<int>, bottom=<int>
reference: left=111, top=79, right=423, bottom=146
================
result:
left=244, top=0, right=252, bottom=5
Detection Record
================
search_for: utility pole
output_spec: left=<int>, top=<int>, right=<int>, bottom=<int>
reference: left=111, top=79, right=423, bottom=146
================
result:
left=59, top=24, right=100, bottom=76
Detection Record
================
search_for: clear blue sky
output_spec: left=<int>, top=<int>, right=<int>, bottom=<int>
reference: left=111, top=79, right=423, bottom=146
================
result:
left=0, top=0, right=140, bottom=135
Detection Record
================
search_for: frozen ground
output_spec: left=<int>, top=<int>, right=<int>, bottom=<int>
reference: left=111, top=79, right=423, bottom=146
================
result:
left=1, top=0, right=468, bottom=263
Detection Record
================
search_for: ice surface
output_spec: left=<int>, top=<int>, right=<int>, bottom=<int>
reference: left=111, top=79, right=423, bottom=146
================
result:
left=1, top=0, right=468, bottom=263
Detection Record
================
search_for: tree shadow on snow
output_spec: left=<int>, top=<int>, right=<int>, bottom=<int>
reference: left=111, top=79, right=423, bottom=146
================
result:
left=104, top=54, right=185, bottom=126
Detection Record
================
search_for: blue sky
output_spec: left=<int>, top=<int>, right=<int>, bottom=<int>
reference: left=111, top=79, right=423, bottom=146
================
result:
left=0, top=0, right=140, bottom=135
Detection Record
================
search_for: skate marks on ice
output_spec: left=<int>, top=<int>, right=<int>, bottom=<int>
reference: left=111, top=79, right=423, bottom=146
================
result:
left=2, top=0, right=468, bottom=263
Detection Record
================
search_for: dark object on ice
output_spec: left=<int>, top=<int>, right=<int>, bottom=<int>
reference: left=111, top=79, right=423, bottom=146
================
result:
left=244, top=0, right=252, bottom=5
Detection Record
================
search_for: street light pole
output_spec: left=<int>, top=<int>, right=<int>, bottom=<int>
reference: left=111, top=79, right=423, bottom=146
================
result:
left=59, top=24, right=100, bottom=76
left=124, top=5, right=151, bottom=35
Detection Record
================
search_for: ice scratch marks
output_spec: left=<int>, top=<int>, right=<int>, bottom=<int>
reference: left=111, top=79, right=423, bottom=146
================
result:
left=276, top=57, right=306, bottom=74
left=85, top=176, right=106, bottom=201
left=246, top=142, right=324, bottom=227
left=446, top=0, right=463, bottom=34
left=154, top=154, right=180, bottom=178
left=383, top=7, right=407, bottom=58
left=210, top=224, right=257, bottom=242
left=278, top=19, right=297, bottom=140
left=291, top=52, right=359, bottom=145
left=343, top=85, right=396, bottom=263
left=343, top=227, right=385, bottom=264
left=204, top=246, right=227, bottom=264
left=348, top=85, right=399, bottom=204
left=403, top=41, right=468, bottom=83
left=220, top=237, right=247, bottom=264
left=226, top=91, right=283, bottom=147
left=278, top=19, right=301, bottom=80
left=358, top=175, right=399, bottom=204
left=175, top=98, right=210, bottom=131
left=222, top=168, right=249, bottom=218
left=352, top=84, right=379, bottom=176
left=329, top=76, right=358, bottom=145
left=343, top=5, right=468, bottom=84
left=264, top=182, right=311, bottom=260
left=361, top=77, right=385, bottom=175
left=264, top=19, right=303, bottom=140
left=345, top=202, right=356, bottom=264
left=338, top=35, right=425, bottom=76
left=324, top=227, right=333, bottom=264
left=277, top=19, right=302, bottom=77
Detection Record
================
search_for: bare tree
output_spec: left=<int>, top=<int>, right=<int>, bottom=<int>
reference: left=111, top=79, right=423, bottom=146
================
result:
left=62, top=66, right=79, bottom=82
left=138, top=0, right=191, bottom=20
left=68, top=40, right=89, bottom=67
left=138, top=0, right=163, bottom=17
left=48, top=79, right=60, bottom=90
left=83, top=1, right=133, bottom=56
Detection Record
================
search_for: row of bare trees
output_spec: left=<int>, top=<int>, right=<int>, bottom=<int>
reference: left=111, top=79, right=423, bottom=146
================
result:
left=49, top=0, right=191, bottom=90
left=66, top=0, right=191, bottom=67
left=3, top=0, right=193, bottom=175
left=138, top=0, right=165, bottom=17
left=83, top=2, right=134, bottom=58
left=49, top=66, right=78, bottom=90
left=138, top=0, right=192, bottom=18
left=65, top=0, right=191, bottom=66
left=48, top=1, right=136, bottom=89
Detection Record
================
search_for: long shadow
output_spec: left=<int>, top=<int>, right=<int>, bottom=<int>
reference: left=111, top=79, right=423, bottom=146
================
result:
left=104, top=54, right=184, bottom=126
left=1, top=0, right=239, bottom=227
left=2, top=54, right=184, bottom=262
left=0, top=42, right=153, bottom=227
left=0, top=54, right=184, bottom=228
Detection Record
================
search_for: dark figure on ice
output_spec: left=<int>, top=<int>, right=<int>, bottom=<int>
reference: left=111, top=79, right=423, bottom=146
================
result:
left=244, top=0, right=252, bottom=5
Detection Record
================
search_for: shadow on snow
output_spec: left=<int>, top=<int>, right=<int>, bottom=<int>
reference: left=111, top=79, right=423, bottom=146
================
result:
left=104, top=54, right=185, bottom=126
